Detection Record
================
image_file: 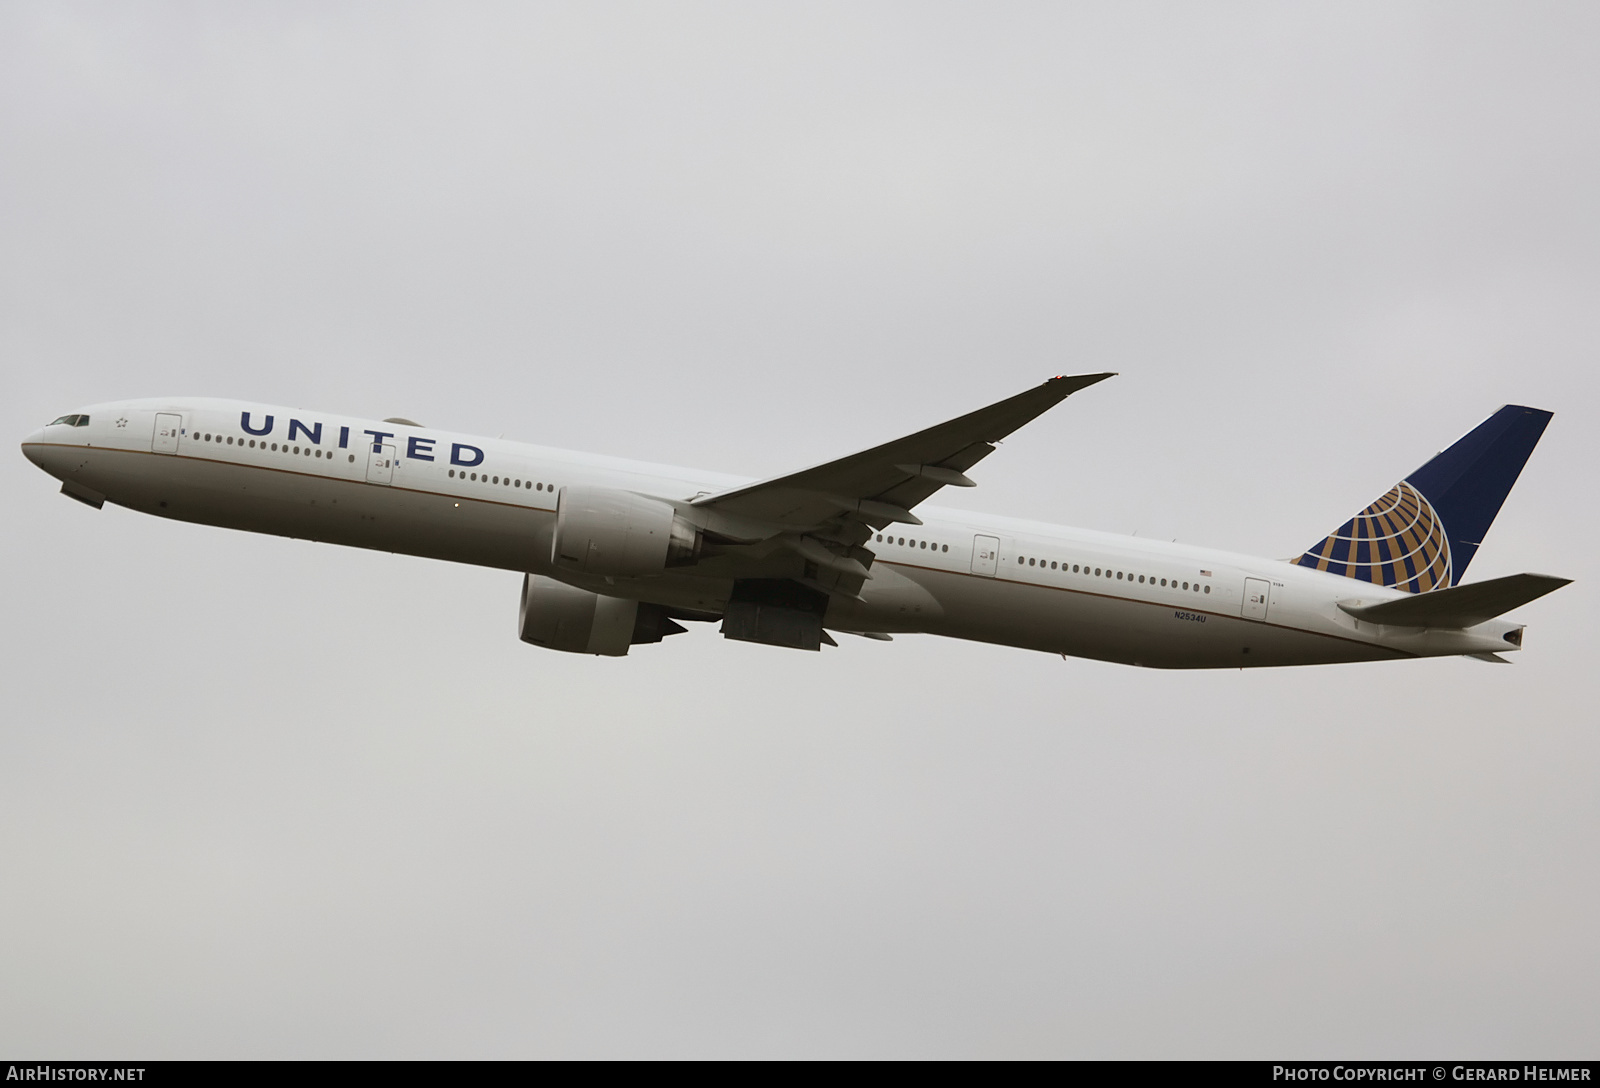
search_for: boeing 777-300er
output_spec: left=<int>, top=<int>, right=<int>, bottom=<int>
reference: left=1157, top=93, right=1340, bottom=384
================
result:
left=21, top=376, right=1569, bottom=667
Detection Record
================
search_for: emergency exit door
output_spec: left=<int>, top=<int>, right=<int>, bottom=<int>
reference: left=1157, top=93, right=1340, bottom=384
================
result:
left=1241, top=577, right=1272, bottom=621
left=152, top=413, right=182, bottom=454
left=971, top=535, right=1000, bottom=577
left=366, top=443, right=396, bottom=485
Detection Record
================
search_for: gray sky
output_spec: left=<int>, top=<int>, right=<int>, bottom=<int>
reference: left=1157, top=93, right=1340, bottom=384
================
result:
left=2, top=2, right=1596, bottom=1058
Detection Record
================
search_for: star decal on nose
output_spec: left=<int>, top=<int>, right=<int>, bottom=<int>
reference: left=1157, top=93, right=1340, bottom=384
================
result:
left=115, top=417, right=129, bottom=428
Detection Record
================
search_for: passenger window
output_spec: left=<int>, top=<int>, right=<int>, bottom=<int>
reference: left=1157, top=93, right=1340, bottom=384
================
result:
left=1182, top=582, right=1189, bottom=590
left=942, top=544, right=948, bottom=552
left=1204, top=585, right=1211, bottom=594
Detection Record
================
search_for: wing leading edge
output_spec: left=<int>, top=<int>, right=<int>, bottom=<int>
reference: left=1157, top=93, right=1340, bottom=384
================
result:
left=680, top=372, right=1114, bottom=604
left=691, top=372, right=1115, bottom=530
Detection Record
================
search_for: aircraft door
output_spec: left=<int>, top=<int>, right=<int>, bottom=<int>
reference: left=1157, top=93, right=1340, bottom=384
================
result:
left=365, top=443, right=396, bottom=485
left=152, top=413, right=182, bottom=455
left=971, top=534, right=1000, bottom=577
left=1242, top=577, right=1271, bottom=621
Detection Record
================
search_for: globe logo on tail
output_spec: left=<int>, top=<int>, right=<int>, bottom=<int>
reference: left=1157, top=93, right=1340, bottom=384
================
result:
left=1295, top=480, right=1452, bottom=593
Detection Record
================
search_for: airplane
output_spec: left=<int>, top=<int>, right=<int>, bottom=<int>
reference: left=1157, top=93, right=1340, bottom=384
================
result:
left=20, top=375, right=1569, bottom=668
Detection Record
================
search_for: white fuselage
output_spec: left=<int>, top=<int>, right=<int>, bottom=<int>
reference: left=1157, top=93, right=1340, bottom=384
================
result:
left=22, top=398, right=1524, bottom=668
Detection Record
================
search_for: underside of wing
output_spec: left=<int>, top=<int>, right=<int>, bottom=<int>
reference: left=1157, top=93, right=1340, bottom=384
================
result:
left=676, top=372, right=1114, bottom=603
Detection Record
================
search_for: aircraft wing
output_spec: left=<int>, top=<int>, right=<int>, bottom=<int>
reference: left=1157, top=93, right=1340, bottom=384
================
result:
left=690, top=373, right=1115, bottom=531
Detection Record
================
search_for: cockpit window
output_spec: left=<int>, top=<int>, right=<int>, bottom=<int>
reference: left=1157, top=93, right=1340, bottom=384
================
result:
left=48, top=414, right=90, bottom=427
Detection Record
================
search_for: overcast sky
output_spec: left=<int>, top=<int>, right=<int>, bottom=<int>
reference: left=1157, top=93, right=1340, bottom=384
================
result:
left=2, top=2, right=1597, bottom=1058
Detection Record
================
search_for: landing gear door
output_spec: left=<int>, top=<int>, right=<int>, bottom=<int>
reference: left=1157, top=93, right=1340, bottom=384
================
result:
left=152, top=413, right=182, bottom=455
left=366, top=443, right=397, bottom=485
left=971, top=534, right=1000, bottom=577
left=1242, top=577, right=1271, bottom=621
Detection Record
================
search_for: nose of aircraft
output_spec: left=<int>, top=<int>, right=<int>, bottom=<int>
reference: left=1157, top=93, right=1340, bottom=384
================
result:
left=21, top=425, right=79, bottom=483
left=21, top=427, right=48, bottom=468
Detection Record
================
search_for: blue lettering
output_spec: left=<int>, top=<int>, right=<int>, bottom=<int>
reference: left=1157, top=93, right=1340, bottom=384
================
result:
left=363, top=430, right=395, bottom=451
left=407, top=436, right=436, bottom=461
left=338, top=425, right=350, bottom=449
left=287, top=419, right=322, bottom=444
left=450, top=443, right=485, bottom=467
left=240, top=412, right=274, bottom=436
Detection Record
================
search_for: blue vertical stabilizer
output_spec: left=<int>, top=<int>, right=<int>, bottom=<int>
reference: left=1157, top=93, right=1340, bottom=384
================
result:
left=1296, top=405, right=1552, bottom=591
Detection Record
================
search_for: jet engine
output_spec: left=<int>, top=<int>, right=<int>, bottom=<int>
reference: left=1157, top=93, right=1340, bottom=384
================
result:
left=518, top=574, right=686, bottom=656
left=550, top=486, right=703, bottom=576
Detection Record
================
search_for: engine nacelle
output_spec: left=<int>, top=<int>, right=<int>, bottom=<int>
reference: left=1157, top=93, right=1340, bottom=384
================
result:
left=550, top=486, right=702, bottom=576
left=517, top=575, right=688, bottom=657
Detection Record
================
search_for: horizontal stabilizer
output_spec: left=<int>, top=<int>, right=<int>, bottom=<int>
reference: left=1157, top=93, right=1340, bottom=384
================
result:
left=1338, top=572, right=1571, bottom=628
